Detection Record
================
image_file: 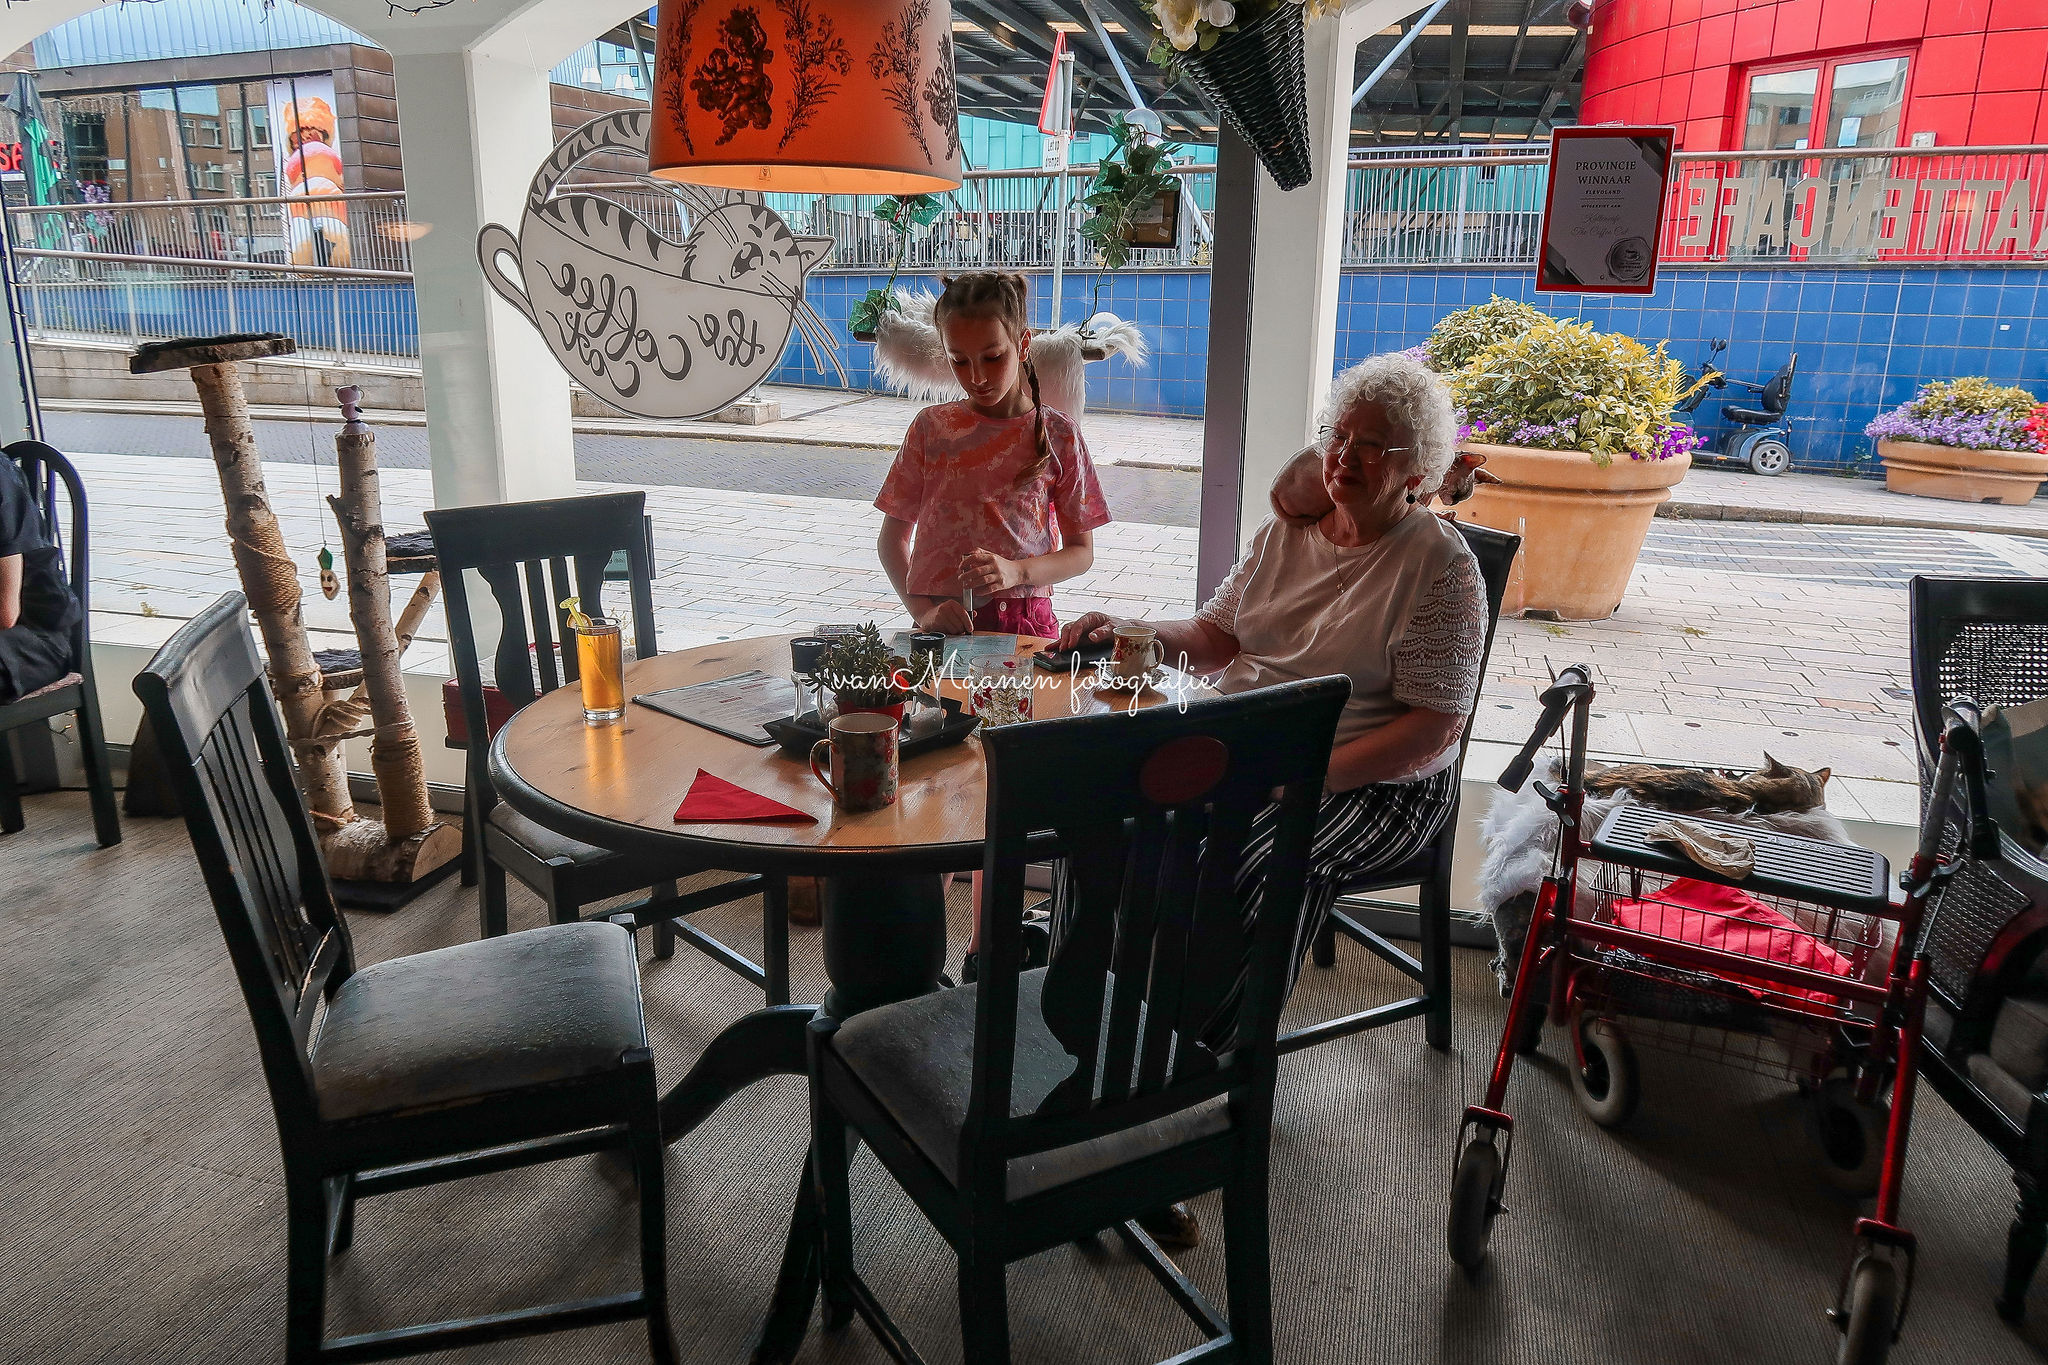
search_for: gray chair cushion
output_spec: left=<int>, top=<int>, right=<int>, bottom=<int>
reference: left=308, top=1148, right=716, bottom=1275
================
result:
left=831, top=968, right=1230, bottom=1200
left=1967, top=1053, right=2038, bottom=1127
left=312, top=921, right=646, bottom=1122
left=488, top=801, right=613, bottom=867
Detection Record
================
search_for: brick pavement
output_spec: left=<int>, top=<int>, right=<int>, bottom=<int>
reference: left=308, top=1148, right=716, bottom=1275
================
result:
left=75, top=451, right=1918, bottom=826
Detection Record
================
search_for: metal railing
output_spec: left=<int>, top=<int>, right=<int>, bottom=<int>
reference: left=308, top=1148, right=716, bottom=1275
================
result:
left=10, top=145, right=2045, bottom=336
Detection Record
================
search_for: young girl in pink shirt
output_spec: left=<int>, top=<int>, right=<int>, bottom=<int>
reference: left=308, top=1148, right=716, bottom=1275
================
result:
left=875, top=272, right=1111, bottom=638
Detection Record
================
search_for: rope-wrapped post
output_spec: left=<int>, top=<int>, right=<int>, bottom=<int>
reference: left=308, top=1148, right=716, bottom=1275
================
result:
left=130, top=334, right=358, bottom=839
left=321, top=386, right=461, bottom=883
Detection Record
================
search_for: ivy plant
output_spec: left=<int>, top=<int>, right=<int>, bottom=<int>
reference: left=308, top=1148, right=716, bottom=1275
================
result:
left=1078, top=115, right=1182, bottom=314
left=849, top=192, right=947, bottom=338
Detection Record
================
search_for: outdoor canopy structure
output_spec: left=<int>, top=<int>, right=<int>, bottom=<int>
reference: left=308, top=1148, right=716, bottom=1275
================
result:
left=0, top=0, right=1482, bottom=581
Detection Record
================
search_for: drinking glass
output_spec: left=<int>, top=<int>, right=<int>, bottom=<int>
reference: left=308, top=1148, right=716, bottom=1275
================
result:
left=968, top=657, right=1033, bottom=727
left=572, top=617, right=625, bottom=725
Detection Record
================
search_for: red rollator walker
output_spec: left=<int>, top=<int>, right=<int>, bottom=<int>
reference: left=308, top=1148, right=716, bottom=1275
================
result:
left=1448, top=666, right=1996, bottom=1365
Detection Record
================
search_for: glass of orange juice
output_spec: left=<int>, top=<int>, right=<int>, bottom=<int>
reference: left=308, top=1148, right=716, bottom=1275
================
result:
left=572, top=617, right=625, bottom=725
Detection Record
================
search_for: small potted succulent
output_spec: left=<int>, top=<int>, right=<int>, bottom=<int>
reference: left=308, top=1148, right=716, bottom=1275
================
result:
left=1445, top=316, right=1698, bottom=621
left=1866, top=377, right=2048, bottom=505
left=818, top=622, right=912, bottom=721
left=848, top=194, right=946, bottom=342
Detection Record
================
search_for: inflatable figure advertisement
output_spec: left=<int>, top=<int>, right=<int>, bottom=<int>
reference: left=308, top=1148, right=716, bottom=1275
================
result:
left=267, top=77, right=351, bottom=268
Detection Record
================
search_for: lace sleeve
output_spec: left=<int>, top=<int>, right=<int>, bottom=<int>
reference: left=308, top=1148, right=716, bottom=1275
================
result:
left=1193, top=525, right=1266, bottom=637
left=1392, top=550, right=1485, bottom=715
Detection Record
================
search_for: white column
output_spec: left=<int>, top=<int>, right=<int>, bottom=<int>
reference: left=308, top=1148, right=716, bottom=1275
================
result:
left=1235, top=0, right=1408, bottom=545
left=393, top=47, right=575, bottom=509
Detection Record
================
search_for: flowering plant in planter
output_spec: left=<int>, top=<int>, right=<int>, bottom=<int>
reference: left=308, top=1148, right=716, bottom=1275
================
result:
left=1863, top=377, right=2043, bottom=452
left=1447, top=318, right=1698, bottom=466
left=1424, top=295, right=1550, bottom=372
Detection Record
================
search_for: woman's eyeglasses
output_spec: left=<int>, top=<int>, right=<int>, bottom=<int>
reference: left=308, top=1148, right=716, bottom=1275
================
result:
left=1320, top=428, right=1412, bottom=464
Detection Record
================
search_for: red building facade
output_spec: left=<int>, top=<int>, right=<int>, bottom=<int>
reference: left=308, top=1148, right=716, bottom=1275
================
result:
left=1579, top=0, right=2048, bottom=152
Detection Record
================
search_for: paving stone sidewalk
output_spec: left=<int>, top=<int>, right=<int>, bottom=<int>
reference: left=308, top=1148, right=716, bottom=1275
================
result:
left=75, top=450, right=1919, bottom=826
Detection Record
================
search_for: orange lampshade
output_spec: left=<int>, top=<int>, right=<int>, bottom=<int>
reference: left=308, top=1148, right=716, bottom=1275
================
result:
left=648, top=0, right=963, bottom=194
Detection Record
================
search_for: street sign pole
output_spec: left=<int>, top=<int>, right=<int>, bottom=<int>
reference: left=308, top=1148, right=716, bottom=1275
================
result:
left=1040, top=38, right=1075, bottom=326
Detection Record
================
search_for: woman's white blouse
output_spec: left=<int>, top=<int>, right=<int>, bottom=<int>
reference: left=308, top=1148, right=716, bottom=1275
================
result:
left=1194, top=510, right=1486, bottom=780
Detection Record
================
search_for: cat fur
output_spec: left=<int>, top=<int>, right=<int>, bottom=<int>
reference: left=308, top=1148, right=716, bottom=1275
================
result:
left=871, top=291, right=1148, bottom=422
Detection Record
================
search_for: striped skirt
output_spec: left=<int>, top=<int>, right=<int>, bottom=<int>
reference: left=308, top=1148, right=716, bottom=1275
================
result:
left=1049, top=767, right=1459, bottom=1046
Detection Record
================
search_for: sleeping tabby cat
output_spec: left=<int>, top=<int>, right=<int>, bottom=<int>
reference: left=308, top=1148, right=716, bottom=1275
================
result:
left=1582, top=753, right=1830, bottom=814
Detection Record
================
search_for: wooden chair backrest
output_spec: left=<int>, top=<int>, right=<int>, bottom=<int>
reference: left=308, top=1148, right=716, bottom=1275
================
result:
left=5, top=439, right=91, bottom=646
left=133, top=591, right=349, bottom=1133
left=965, top=678, right=1349, bottom=1178
left=425, top=492, right=657, bottom=772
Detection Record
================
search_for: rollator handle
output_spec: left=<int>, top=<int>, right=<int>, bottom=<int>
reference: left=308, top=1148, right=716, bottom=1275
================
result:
left=1498, top=666, right=1595, bottom=793
left=1940, top=701, right=2000, bottom=860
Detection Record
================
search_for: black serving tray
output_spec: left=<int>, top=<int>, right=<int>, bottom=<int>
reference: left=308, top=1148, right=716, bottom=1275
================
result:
left=762, top=696, right=981, bottom=759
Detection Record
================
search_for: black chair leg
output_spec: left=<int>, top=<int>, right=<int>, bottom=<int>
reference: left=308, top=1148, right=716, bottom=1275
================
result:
left=2000, top=1179, right=2048, bottom=1323
left=460, top=778, right=480, bottom=888
left=763, top=874, right=790, bottom=1006
left=1222, top=1155, right=1275, bottom=1365
left=74, top=692, right=122, bottom=847
left=480, top=858, right=509, bottom=939
left=957, top=1243, right=1010, bottom=1364
left=809, top=1069, right=857, bottom=1331
left=1310, top=915, right=1337, bottom=969
left=651, top=881, right=677, bottom=960
left=632, top=1099, right=679, bottom=1365
left=1420, top=858, right=1454, bottom=1052
left=327, top=1173, right=356, bottom=1256
left=0, top=734, right=23, bottom=835
left=285, top=1176, right=329, bottom=1365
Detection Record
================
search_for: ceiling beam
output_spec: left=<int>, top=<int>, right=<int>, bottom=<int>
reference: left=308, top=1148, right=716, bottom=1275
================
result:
left=1534, top=31, right=1585, bottom=130
left=1506, top=0, right=1538, bottom=76
left=1445, top=3, right=1470, bottom=134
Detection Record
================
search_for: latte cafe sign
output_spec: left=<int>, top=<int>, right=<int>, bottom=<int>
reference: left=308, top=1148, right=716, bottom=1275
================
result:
left=1671, top=169, right=2048, bottom=259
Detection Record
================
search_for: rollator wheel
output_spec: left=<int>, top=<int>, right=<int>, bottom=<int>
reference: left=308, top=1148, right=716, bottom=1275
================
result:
left=1446, top=1137, right=1502, bottom=1274
left=1569, top=1018, right=1640, bottom=1128
left=1837, top=1256, right=1898, bottom=1365
left=1810, top=1078, right=1888, bottom=1196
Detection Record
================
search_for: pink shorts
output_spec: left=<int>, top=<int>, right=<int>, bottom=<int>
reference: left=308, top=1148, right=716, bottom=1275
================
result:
left=973, top=595, right=1059, bottom=640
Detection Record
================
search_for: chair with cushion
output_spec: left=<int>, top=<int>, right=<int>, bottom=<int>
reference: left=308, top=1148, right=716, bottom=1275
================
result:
left=136, top=592, right=675, bottom=1363
left=808, top=677, right=1348, bottom=1364
left=0, top=440, right=119, bottom=846
left=426, top=492, right=788, bottom=1003
left=1910, top=574, right=2048, bottom=1322
left=1291, top=519, right=1521, bottom=1054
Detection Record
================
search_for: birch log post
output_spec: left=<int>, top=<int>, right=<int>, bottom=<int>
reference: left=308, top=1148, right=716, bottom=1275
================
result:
left=322, top=387, right=461, bottom=883
left=129, top=334, right=358, bottom=840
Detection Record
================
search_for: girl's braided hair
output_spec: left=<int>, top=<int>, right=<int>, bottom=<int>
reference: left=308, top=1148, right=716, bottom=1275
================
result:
left=934, top=271, right=1052, bottom=490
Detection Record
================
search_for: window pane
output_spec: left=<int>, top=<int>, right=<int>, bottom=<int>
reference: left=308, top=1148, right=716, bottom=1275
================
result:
left=1746, top=68, right=1818, bottom=151
left=1827, top=58, right=1909, bottom=149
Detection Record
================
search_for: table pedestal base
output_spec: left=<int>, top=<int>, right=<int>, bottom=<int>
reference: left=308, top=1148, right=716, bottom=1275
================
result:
left=654, top=870, right=953, bottom=1363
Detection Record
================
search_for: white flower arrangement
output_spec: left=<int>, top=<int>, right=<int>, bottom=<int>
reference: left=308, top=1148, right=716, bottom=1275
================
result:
left=1146, top=0, right=1338, bottom=57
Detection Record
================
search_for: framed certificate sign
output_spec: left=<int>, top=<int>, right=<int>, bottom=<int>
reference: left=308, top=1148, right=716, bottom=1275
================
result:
left=1536, top=126, right=1675, bottom=295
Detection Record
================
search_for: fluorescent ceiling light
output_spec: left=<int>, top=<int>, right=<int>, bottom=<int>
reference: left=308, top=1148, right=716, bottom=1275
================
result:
left=952, top=20, right=981, bottom=31
left=1049, top=21, right=1084, bottom=31
left=1377, top=24, right=1580, bottom=36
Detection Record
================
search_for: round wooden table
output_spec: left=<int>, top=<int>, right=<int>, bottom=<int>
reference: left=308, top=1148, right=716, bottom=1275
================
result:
left=488, top=630, right=1201, bottom=1364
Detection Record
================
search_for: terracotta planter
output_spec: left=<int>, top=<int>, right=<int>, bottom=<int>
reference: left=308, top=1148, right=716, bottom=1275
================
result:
left=1451, top=441, right=1692, bottom=621
left=1877, top=439, right=2048, bottom=505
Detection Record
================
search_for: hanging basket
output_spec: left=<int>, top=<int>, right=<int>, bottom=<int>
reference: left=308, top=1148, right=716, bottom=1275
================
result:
left=1179, top=6, right=1313, bottom=192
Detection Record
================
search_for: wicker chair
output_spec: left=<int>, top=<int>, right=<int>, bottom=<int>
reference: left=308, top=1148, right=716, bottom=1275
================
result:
left=1909, top=575, right=2048, bottom=1322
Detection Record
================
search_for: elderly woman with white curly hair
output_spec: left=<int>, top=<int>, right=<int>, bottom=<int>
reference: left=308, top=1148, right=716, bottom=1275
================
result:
left=1055, top=350, right=1486, bottom=991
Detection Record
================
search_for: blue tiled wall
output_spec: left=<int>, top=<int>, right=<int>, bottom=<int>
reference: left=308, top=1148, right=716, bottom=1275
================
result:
left=789, top=266, right=2048, bottom=471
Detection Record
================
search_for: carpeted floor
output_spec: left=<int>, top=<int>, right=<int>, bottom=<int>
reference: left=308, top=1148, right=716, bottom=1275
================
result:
left=3, top=790, right=2044, bottom=1365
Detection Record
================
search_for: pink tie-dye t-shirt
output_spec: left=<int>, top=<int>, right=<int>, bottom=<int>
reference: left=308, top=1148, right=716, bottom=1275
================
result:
left=874, top=401, right=1112, bottom=601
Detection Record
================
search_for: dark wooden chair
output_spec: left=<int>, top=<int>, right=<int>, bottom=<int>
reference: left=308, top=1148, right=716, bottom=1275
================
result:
left=135, top=592, right=675, bottom=1364
left=808, top=677, right=1349, bottom=1364
left=1289, top=520, right=1521, bottom=1054
left=0, top=440, right=118, bottom=845
left=1910, top=575, right=2048, bottom=1322
left=425, top=492, right=788, bottom=1004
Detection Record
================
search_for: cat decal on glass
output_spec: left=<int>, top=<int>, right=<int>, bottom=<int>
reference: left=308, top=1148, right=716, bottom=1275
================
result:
left=476, top=108, right=843, bottom=420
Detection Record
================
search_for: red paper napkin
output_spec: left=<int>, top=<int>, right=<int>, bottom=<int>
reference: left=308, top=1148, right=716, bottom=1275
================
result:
left=674, top=769, right=815, bottom=824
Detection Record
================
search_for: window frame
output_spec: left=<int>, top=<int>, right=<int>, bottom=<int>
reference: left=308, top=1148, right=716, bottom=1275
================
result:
left=1735, top=47, right=1918, bottom=154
